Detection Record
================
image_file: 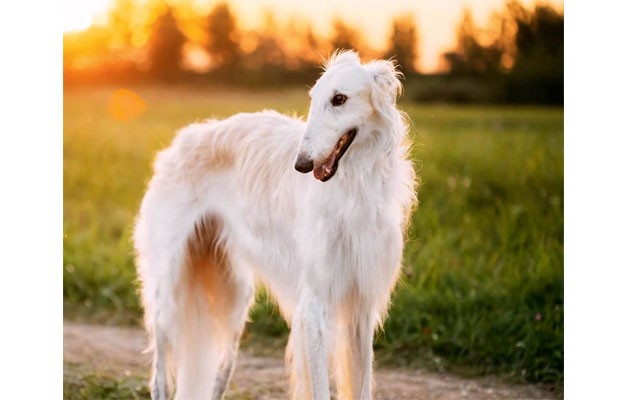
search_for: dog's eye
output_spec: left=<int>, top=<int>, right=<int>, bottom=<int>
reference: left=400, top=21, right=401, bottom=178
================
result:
left=331, top=94, right=347, bottom=106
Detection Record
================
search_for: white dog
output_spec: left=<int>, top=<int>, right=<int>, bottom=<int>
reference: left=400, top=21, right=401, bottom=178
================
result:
left=134, top=50, right=417, bottom=400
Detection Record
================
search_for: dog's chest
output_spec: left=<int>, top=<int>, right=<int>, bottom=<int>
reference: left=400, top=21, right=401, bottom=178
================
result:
left=311, top=183, right=402, bottom=284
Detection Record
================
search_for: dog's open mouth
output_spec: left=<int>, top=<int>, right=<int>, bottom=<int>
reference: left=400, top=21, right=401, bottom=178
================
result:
left=313, top=129, right=357, bottom=182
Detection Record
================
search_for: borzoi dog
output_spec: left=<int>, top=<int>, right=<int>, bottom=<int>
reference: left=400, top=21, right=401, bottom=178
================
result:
left=134, top=50, right=417, bottom=400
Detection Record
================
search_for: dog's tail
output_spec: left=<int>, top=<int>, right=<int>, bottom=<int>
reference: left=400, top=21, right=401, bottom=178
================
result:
left=135, top=214, right=235, bottom=399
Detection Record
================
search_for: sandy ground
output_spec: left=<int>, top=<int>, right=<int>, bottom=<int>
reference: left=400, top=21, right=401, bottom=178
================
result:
left=63, top=321, right=558, bottom=399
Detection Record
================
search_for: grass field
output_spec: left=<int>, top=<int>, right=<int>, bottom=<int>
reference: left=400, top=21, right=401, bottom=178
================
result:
left=64, top=85, right=563, bottom=388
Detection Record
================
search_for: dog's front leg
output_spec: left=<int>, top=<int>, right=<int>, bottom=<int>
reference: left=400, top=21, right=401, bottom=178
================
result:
left=287, top=290, right=331, bottom=400
left=334, top=308, right=376, bottom=400
left=351, top=311, right=376, bottom=400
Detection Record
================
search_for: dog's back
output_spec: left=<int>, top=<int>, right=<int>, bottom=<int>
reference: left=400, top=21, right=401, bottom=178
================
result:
left=150, top=110, right=303, bottom=187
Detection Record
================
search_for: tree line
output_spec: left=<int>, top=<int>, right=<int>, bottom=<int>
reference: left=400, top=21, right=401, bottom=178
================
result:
left=64, top=1, right=419, bottom=85
left=434, top=1, right=563, bottom=104
left=64, top=0, right=563, bottom=104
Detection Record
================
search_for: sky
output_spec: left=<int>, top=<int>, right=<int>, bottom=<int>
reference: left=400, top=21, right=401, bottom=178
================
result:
left=64, top=0, right=564, bottom=73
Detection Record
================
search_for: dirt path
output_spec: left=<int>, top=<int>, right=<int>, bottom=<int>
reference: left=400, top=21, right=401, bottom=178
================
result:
left=64, top=322, right=557, bottom=399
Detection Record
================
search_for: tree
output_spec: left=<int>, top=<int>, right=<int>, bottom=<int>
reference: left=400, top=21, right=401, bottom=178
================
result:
left=105, top=0, right=137, bottom=50
left=205, top=3, right=241, bottom=70
left=444, top=9, right=502, bottom=76
left=441, top=2, right=563, bottom=104
left=386, top=15, right=419, bottom=74
left=506, top=2, right=564, bottom=103
left=510, top=3, right=563, bottom=76
left=147, top=7, right=186, bottom=79
left=245, top=10, right=286, bottom=69
left=331, top=18, right=360, bottom=52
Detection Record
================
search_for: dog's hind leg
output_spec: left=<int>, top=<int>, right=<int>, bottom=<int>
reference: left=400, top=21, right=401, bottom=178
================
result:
left=151, top=329, right=169, bottom=400
left=210, top=323, right=246, bottom=399
left=138, top=252, right=183, bottom=400
left=210, top=334, right=239, bottom=400
left=210, top=265, right=254, bottom=400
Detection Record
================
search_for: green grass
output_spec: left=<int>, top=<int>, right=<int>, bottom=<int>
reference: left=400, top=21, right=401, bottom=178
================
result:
left=64, top=366, right=150, bottom=400
left=63, top=365, right=255, bottom=400
left=64, top=85, right=563, bottom=387
left=379, top=106, right=563, bottom=386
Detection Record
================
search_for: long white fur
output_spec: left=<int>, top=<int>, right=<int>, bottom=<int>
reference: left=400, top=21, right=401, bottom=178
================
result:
left=134, top=50, right=417, bottom=400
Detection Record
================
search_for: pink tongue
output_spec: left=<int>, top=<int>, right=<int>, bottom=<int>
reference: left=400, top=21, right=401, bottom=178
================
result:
left=313, top=151, right=337, bottom=181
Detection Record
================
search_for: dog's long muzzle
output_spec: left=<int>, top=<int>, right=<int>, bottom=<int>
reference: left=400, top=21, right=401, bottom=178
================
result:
left=294, top=153, right=314, bottom=173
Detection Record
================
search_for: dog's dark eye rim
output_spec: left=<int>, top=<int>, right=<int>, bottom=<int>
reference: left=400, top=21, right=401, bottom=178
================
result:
left=331, top=93, right=347, bottom=106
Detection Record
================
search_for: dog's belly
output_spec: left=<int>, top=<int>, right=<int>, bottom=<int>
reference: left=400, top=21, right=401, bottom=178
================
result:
left=227, top=198, right=403, bottom=318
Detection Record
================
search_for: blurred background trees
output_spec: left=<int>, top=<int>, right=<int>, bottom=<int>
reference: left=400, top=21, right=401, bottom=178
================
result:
left=147, top=7, right=186, bottom=80
left=330, top=18, right=362, bottom=55
left=205, top=3, right=241, bottom=72
left=444, top=10, right=503, bottom=77
left=436, top=1, right=563, bottom=103
left=386, top=15, right=419, bottom=75
left=63, top=0, right=563, bottom=104
left=507, top=2, right=564, bottom=103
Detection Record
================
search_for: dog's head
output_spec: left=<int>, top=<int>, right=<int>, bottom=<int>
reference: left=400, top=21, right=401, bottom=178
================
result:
left=294, top=50, right=403, bottom=182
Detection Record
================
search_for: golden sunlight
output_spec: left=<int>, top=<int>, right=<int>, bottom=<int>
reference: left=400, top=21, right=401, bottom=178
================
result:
left=63, top=0, right=111, bottom=32
left=63, top=0, right=564, bottom=73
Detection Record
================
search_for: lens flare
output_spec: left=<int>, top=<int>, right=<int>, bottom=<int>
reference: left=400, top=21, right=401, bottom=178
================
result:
left=108, top=89, right=147, bottom=122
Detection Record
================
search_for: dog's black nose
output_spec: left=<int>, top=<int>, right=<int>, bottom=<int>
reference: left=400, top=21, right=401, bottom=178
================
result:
left=294, top=154, right=314, bottom=173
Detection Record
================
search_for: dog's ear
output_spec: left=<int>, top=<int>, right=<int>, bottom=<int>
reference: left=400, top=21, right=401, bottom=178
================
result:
left=364, top=60, right=403, bottom=118
left=324, top=49, right=361, bottom=70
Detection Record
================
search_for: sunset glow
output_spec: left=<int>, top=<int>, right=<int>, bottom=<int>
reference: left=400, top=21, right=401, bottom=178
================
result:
left=63, top=0, right=563, bottom=73
left=63, top=0, right=111, bottom=32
